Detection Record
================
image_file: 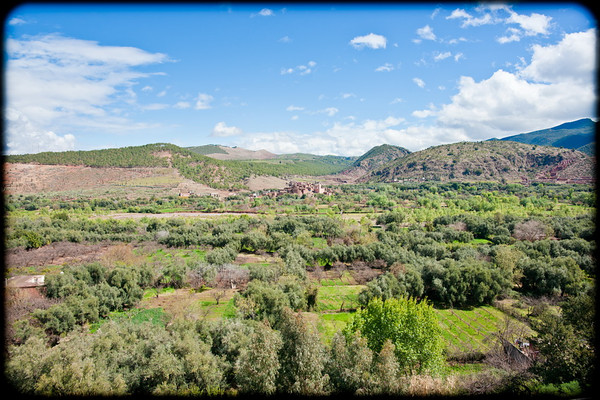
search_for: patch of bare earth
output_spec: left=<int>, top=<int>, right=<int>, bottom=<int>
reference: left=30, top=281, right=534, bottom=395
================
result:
left=141, top=288, right=237, bottom=321
left=4, top=163, right=175, bottom=195
left=6, top=241, right=112, bottom=272
left=244, top=175, right=288, bottom=191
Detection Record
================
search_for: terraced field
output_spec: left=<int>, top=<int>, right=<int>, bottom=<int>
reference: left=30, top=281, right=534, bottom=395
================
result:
left=435, top=306, right=533, bottom=356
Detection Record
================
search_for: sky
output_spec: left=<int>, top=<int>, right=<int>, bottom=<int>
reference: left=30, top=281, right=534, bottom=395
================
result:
left=3, top=2, right=597, bottom=156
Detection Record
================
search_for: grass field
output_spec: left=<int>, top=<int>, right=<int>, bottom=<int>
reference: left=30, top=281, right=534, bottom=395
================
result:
left=314, top=285, right=363, bottom=311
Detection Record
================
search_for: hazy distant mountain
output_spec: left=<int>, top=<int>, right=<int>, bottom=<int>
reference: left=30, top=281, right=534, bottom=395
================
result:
left=187, top=145, right=277, bottom=160
left=492, top=118, right=596, bottom=155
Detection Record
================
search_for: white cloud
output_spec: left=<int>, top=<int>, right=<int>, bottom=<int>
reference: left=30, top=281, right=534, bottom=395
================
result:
left=447, top=8, right=493, bottom=27
left=416, top=25, right=437, bottom=41
left=4, top=33, right=169, bottom=154
left=322, top=107, right=339, bottom=117
left=9, top=17, right=27, bottom=26
left=174, top=101, right=191, bottom=109
left=281, top=61, right=316, bottom=75
left=413, top=77, right=426, bottom=88
left=498, top=27, right=522, bottom=43
left=506, top=10, right=552, bottom=36
left=279, top=36, right=291, bottom=43
left=211, top=122, right=243, bottom=137
left=142, top=103, right=169, bottom=111
left=518, top=29, right=595, bottom=84
left=447, top=5, right=553, bottom=43
left=430, top=29, right=596, bottom=141
left=195, top=93, right=214, bottom=110
left=375, top=62, right=394, bottom=72
left=4, top=108, right=76, bottom=154
left=349, top=33, right=387, bottom=49
left=412, top=103, right=438, bottom=119
left=286, top=105, right=304, bottom=111
left=434, top=51, right=452, bottom=61
left=251, top=8, right=274, bottom=17
left=236, top=115, right=470, bottom=155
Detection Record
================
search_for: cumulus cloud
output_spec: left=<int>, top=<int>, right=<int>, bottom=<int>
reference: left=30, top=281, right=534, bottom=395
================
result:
left=4, top=108, right=76, bottom=154
left=416, top=25, right=437, bottom=41
left=425, top=29, right=596, bottom=141
left=4, top=33, right=169, bottom=154
left=349, top=33, right=387, bottom=49
left=211, top=122, right=243, bottom=137
left=518, top=29, right=595, bottom=84
left=236, top=115, right=468, bottom=155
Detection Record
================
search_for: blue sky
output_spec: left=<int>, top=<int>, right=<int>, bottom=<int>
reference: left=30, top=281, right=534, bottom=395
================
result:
left=4, top=2, right=596, bottom=156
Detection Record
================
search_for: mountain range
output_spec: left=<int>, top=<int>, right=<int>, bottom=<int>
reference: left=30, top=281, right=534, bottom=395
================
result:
left=4, top=120, right=596, bottom=193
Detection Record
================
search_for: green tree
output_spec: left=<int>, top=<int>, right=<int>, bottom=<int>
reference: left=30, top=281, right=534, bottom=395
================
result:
left=277, top=308, right=329, bottom=395
left=234, top=322, right=282, bottom=394
left=530, top=311, right=594, bottom=386
left=344, top=296, right=445, bottom=375
left=327, top=332, right=374, bottom=393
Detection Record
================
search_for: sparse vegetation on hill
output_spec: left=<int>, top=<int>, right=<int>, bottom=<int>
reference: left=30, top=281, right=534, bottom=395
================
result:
left=342, top=144, right=410, bottom=177
left=366, top=140, right=594, bottom=184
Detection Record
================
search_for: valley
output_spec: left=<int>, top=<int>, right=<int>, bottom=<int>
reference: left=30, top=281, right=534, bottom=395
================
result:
left=3, top=119, right=596, bottom=397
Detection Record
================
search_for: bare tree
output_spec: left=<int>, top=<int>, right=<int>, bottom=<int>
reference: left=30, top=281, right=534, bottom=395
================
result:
left=512, top=219, right=550, bottom=242
left=332, top=261, right=347, bottom=282
left=214, top=264, right=250, bottom=290
left=350, top=261, right=377, bottom=284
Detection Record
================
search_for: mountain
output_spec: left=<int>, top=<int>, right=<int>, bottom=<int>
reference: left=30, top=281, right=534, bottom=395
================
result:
left=5, top=124, right=596, bottom=193
left=492, top=118, right=596, bottom=155
left=339, top=144, right=410, bottom=180
left=364, top=140, right=595, bottom=184
left=5, top=143, right=354, bottom=191
left=187, top=145, right=277, bottom=160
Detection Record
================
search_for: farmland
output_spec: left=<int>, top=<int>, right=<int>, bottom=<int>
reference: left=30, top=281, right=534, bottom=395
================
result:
left=4, top=177, right=595, bottom=396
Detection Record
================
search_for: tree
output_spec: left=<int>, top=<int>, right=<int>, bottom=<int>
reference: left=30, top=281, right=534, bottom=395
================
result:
left=234, top=322, right=282, bottom=394
left=277, top=308, right=329, bottom=395
left=530, top=311, right=594, bottom=386
left=327, top=332, right=374, bottom=394
left=344, top=296, right=445, bottom=375
left=513, top=219, right=550, bottom=242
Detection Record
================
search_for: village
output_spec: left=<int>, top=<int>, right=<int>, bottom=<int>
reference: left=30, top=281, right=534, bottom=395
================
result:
left=179, top=180, right=335, bottom=200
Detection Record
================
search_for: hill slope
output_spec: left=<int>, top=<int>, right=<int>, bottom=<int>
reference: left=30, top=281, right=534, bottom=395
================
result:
left=494, top=118, right=596, bottom=155
left=339, top=144, right=410, bottom=181
left=365, top=141, right=595, bottom=184
left=5, top=143, right=355, bottom=191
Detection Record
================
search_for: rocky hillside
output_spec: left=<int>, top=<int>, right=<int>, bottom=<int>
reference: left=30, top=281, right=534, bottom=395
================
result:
left=364, top=141, right=595, bottom=184
left=339, top=144, right=410, bottom=181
